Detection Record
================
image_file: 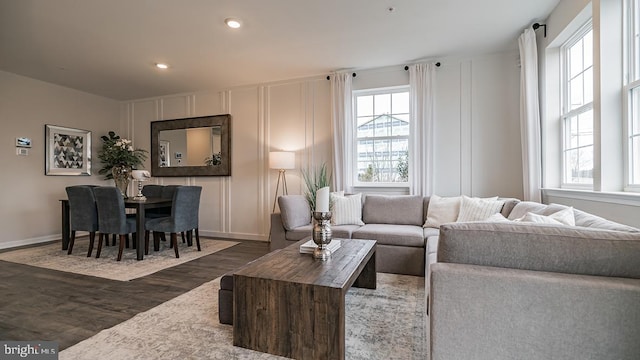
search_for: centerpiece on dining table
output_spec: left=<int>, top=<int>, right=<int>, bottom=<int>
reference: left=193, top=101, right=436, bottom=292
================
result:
left=97, top=131, right=148, bottom=198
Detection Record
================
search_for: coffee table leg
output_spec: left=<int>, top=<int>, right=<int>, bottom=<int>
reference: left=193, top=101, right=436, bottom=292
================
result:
left=353, top=252, right=376, bottom=289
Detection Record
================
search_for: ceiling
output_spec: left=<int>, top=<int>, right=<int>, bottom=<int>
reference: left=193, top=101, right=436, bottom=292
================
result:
left=0, top=0, right=560, bottom=101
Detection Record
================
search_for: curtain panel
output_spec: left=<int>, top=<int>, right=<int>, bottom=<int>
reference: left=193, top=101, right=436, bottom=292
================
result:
left=330, top=72, right=354, bottom=193
left=408, top=63, right=436, bottom=196
left=518, top=28, right=542, bottom=202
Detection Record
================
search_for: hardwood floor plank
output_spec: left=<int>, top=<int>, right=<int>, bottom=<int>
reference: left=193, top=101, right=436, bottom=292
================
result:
left=0, top=238, right=270, bottom=350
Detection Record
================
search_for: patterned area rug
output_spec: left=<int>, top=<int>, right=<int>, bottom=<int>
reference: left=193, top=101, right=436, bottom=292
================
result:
left=0, top=238, right=238, bottom=281
left=59, top=273, right=426, bottom=360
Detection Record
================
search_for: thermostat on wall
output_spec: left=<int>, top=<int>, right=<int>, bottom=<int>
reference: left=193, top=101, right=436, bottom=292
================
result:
left=16, top=148, right=29, bottom=156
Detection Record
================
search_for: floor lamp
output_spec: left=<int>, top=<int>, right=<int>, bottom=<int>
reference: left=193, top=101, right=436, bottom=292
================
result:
left=270, top=151, right=295, bottom=213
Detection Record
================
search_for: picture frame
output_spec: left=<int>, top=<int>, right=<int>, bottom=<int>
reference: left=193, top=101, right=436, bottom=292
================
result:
left=16, top=137, right=32, bottom=148
left=45, top=124, right=91, bottom=176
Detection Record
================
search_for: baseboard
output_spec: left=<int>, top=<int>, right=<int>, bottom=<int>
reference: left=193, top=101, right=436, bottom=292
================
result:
left=0, top=235, right=61, bottom=250
left=199, top=230, right=268, bottom=242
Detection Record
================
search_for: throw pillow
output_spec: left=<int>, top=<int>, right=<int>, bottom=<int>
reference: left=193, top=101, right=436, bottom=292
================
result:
left=518, top=212, right=564, bottom=225
left=548, top=207, right=575, bottom=226
left=331, top=193, right=364, bottom=226
left=485, top=213, right=511, bottom=223
left=456, top=196, right=504, bottom=222
left=423, top=195, right=462, bottom=228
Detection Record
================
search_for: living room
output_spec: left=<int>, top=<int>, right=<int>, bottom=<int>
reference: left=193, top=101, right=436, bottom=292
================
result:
left=1, top=0, right=639, bottom=359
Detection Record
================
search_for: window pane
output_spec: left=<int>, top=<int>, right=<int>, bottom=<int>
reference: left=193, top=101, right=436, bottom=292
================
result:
left=357, top=96, right=373, bottom=117
left=392, top=92, right=410, bottom=114
left=374, top=93, right=391, bottom=115
left=569, top=40, right=583, bottom=78
left=632, top=86, right=640, bottom=134
left=632, top=136, right=640, bottom=184
left=578, top=110, right=593, bottom=147
left=565, top=148, right=578, bottom=183
left=584, top=67, right=593, bottom=104
left=583, top=30, right=593, bottom=69
left=570, top=75, right=584, bottom=110
left=632, top=1, right=640, bottom=82
left=577, top=145, right=594, bottom=184
left=568, top=115, right=578, bottom=148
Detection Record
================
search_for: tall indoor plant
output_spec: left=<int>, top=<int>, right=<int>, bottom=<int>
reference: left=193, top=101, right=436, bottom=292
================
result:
left=301, top=163, right=332, bottom=212
left=98, top=131, right=148, bottom=197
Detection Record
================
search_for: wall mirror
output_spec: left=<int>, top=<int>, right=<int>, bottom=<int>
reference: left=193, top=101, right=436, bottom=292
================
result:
left=151, top=114, right=231, bottom=176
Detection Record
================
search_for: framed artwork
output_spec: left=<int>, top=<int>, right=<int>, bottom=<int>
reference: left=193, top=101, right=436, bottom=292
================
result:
left=45, top=124, right=91, bottom=176
left=159, top=140, right=170, bottom=167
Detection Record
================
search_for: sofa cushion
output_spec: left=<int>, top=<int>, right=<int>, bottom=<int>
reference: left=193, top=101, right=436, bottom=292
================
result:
left=352, top=224, right=425, bottom=247
left=573, top=208, right=640, bottom=232
left=456, top=196, right=504, bottom=222
left=362, top=195, right=424, bottom=225
left=284, top=224, right=361, bottom=242
left=285, top=224, right=313, bottom=241
left=278, top=195, right=311, bottom=230
left=331, top=193, right=364, bottom=226
left=423, top=195, right=462, bottom=228
left=423, top=227, right=439, bottom=238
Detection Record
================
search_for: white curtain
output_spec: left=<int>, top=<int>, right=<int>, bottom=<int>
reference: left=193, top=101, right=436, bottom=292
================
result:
left=518, top=28, right=542, bottom=202
left=330, top=72, right=353, bottom=193
left=408, top=63, right=436, bottom=196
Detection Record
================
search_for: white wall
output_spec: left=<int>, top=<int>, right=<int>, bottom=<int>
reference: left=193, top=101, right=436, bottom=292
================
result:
left=123, top=51, right=523, bottom=241
left=0, top=71, right=120, bottom=249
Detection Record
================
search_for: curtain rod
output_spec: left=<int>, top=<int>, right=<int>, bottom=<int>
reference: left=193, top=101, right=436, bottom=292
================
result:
left=532, top=22, right=547, bottom=37
left=404, top=62, right=441, bottom=71
left=326, top=72, right=357, bottom=80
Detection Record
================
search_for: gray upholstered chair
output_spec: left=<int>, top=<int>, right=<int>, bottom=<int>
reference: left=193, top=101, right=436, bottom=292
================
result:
left=65, top=185, right=99, bottom=257
left=145, top=186, right=202, bottom=258
left=141, top=184, right=163, bottom=198
left=94, top=186, right=143, bottom=261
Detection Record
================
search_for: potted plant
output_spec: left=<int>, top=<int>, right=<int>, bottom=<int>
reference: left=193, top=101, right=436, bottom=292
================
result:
left=301, top=163, right=332, bottom=212
left=97, top=131, right=148, bottom=197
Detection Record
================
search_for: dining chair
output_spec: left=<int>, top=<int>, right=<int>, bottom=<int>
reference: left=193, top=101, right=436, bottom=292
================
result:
left=145, top=186, right=202, bottom=258
left=94, top=186, right=144, bottom=261
left=65, top=185, right=99, bottom=257
left=141, top=184, right=163, bottom=198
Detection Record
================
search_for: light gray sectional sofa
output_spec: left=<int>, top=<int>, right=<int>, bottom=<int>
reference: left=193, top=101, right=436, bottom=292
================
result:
left=430, top=202, right=640, bottom=360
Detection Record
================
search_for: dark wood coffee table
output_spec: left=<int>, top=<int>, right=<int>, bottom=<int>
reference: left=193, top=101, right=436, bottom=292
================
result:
left=233, top=238, right=376, bottom=359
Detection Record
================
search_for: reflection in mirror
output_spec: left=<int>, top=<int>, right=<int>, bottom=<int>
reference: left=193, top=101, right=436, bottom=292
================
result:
left=151, top=114, right=231, bottom=177
left=158, top=126, right=222, bottom=167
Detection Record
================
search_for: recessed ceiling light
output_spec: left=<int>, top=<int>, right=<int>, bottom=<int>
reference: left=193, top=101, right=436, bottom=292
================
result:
left=225, top=18, right=242, bottom=29
left=155, top=63, right=169, bottom=69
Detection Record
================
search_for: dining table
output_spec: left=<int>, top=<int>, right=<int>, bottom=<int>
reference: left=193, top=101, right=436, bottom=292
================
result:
left=60, top=197, right=173, bottom=260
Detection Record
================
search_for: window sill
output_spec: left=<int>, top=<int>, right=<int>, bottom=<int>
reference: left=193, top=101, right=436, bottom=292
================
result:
left=542, top=188, right=640, bottom=207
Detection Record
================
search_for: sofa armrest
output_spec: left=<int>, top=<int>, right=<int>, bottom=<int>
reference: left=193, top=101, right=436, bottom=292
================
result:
left=438, top=222, right=640, bottom=279
left=430, top=263, right=640, bottom=360
left=269, top=213, right=288, bottom=251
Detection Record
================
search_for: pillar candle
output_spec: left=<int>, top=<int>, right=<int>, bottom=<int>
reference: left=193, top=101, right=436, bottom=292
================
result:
left=315, top=186, right=330, bottom=213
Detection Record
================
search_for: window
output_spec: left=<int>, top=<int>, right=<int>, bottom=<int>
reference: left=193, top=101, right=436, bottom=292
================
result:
left=627, top=0, right=640, bottom=187
left=561, top=24, right=594, bottom=186
left=353, top=87, right=410, bottom=184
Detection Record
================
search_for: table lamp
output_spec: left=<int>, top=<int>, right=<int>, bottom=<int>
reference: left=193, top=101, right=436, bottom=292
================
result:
left=131, top=170, right=151, bottom=200
left=269, top=151, right=295, bottom=212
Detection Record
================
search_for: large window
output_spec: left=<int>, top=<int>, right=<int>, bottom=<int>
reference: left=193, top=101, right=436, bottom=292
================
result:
left=562, top=24, right=594, bottom=186
left=353, top=87, right=410, bottom=184
left=627, top=0, right=640, bottom=187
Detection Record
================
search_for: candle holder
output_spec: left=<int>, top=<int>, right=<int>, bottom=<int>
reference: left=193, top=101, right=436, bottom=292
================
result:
left=131, top=170, right=151, bottom=201
left=312, top=211, right=332, bottom=260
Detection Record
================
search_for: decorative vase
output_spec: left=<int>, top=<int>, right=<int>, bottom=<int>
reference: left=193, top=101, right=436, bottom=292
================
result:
left=112, top=165, right=132, bottom=198
left=312, top=211, right=332, bottom=260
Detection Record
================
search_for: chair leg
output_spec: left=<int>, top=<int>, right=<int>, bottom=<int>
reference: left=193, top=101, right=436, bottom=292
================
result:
left=132, top=233, right=137, bottom=249
left=181, top=231, right=186, bottom=243
left=96, top=233, right=104, bottom=258
left=86, top=232, right=96, bottom=257
left=195, top=228, right=201, bottom=251
left=144, top=231, right=150, bottom=255
left=112, top=234, right=116, bottom=246
left=186, top=230, right=193, bottom=247
left=117, top=234, right=126, bottom=261
left=171, top=233, right=179, bottom=258
left=67, top=230, right=76, bottom=255
left=153, top=232, right=161, bottom=251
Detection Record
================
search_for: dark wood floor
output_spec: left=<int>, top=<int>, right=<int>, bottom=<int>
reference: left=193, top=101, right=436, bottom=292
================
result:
left=0, top=238, right=270, bottom=350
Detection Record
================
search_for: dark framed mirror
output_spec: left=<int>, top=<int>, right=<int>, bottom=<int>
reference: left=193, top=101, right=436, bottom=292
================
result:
left=151, top=114, right=231, bottom=177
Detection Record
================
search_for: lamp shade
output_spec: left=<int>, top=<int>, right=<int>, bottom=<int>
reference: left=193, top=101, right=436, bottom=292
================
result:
left=269, top=151, right=295, bottom=170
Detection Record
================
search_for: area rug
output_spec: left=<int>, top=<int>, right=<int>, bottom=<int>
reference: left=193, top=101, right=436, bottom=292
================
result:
left=59, top=273, right=426, bottom=360
left=0, top=238, right=238, bottom=281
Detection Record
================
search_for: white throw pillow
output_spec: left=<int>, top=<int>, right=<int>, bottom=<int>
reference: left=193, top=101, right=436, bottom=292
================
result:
left=485, top=213, right=511, bottom=223
left=518, top=212, right=564, bottom=225
left=456, top=196, right=504, bottom=222
left=548, top=207, right=575, bottom=226
left=330, top=193, right=364, bottom=226
left=423, top=195, right=462, bottom=228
